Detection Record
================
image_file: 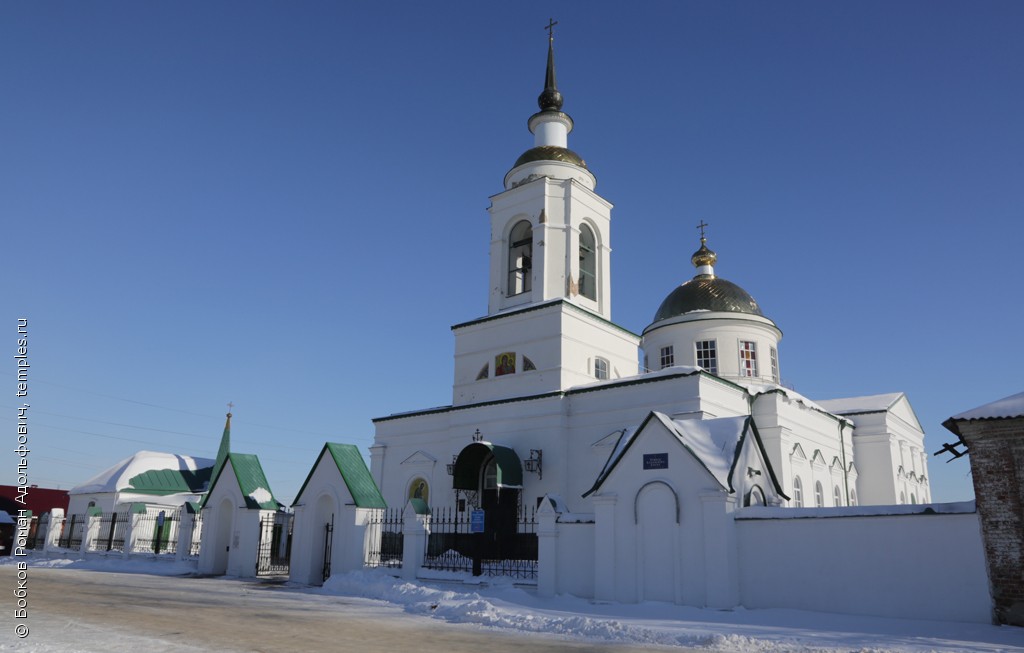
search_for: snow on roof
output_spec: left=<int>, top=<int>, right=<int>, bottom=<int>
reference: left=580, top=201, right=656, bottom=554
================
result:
left=817, top=392, right=903, bottom=415
left=70, top=451, right=214, bottom=496
left=586, top=413, right=748, bottom=495
left=746, top=383, right=846, bottom=421
left=949, top=391, right=1024, bottom=422
left=659, top=414, right=748, bottom=489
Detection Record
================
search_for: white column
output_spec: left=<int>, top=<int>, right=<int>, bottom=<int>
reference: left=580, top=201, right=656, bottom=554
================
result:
left=536, top=496, right=559, bottom=598
left=401, top=503, right=429, bottom=580
left=592, top=494, right=617, bottom=602
left=82, top=512, right=102, bottom=554
left=43, top=508, right=63, bottom=552
left=699, top=490, right=738, bottom=609
left=177, top=510, right=196, bottom=562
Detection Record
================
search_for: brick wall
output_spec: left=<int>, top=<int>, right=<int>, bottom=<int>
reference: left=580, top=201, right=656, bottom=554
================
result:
left=958, top=417, right=1024, bottom=626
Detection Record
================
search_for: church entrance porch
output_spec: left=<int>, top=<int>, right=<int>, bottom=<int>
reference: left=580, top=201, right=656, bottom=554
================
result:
left=426, top=441, right=537, bottom=579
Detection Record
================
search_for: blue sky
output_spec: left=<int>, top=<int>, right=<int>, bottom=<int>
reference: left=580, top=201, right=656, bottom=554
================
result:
left=4, top=2, right=1022, bottom=505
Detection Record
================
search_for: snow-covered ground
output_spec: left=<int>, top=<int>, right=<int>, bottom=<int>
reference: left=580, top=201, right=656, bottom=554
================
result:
left=5, top=554, right=1023, bottom=653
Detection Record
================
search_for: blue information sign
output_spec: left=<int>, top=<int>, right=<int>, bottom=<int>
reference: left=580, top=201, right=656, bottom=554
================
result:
left=643, top=453, right=668, bottom=470
left=470, top=509, right=486, bottom=533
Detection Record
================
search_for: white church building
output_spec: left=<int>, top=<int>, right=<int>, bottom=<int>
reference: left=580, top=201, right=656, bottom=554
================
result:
left=344, top=33, right=980, bottom=617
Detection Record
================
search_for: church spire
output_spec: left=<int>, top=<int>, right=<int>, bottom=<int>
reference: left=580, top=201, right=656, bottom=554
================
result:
left=210, top=406, right=232, bottom=485
left=538, top=19, right=563, bottom=112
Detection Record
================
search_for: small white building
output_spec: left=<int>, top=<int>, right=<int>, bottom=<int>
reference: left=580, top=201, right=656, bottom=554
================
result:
left=289, top=443, right=386, bottom=586
left=67, top=451, right=214, bottom=517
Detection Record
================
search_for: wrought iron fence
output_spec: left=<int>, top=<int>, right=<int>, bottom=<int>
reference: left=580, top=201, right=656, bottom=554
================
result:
left=422, top=506, right=473, bottom=573
left=187, top=511, right=203, bottom=558
left=133, top=509, right=180, bottom=555
left=256, top=513, right=293, bottom=576
left=423, top=504, right=538, bottom=579
left=25, top=516, right=45, bottom=550
left=57, top=514, right=84, bottom=550
left=365, top=508, right=403, bottom=569
left=91, top=511, right=130, bottom=552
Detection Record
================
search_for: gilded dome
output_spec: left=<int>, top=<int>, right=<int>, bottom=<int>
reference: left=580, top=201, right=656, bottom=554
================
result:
left=513, top=145, right=587, bottom=169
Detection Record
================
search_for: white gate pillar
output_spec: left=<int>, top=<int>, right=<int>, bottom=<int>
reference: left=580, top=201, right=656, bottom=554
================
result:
left=43, top=508, right=63, bottom=552
left=592, top=494, right=617, bottom=602
left=536, top=496, right=560, bottom=598
left=401, top=500, right=430, bottom=580
left=699, top=489, right=738, bottom=609
left=82, top=509, right=102, bottom=553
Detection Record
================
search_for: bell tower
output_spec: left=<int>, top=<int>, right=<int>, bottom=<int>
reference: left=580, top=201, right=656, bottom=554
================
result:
left=451, top=25, right=639, bottom=406
left=486, top=24, right=613, bottom=319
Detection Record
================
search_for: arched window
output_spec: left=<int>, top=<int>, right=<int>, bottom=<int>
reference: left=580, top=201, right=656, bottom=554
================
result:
left=507, top=221, right=533, bottom=296
left=850, top=489, right=858, bottom=506
left=899, top=491, right=906, bottom=504
left=579, top=224, right=597, bottom=300
left=833, top=485, right=842, bottom=507
left=792, top=476, right=803, bottom=507
left=594, top=357, right=609, bottom=380
left=910, top=493, right=917, bottom=505
left=814, top=481, right=824, bottom=507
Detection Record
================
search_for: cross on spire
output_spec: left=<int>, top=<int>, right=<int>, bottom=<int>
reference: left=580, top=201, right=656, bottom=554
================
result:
left=545, top=18, right=558, bottom=42
left=696, top=220, right=709, bottom=241
left=227, top=401, right=234, bottom=416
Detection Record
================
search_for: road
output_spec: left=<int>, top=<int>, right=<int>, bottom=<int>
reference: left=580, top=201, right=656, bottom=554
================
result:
left=2, top=567, right=695, bottom=653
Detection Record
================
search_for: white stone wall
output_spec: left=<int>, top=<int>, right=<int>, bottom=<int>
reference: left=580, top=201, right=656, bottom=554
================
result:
left=734, top=507, right=990, bottom=622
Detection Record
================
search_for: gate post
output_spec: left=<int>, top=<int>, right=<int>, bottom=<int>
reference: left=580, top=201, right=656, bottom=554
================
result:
left=401, top=499, right=429, bottom=580
left=592, top=494, right=617, bottom=602
left=83, top=507, right=103, bottom=554
left=177, top=506, right=196, bottom=562
left=43, top=508, right=64, bottom=553
left=536, top=496, right=560, bottom=598
left=124, top=503, right=147, bottom=557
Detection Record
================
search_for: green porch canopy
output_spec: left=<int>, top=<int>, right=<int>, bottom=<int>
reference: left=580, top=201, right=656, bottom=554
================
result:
left=452, top=442, right=523, bottom=490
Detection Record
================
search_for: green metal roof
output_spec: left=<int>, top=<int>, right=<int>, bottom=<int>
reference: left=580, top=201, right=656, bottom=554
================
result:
left=453, top=442, right=523, bottom=490
left=202, top=453, right=280, bottom=510
left=127, top=466, right=212, bottom=496
left=292, top=443, right=386, bottom=509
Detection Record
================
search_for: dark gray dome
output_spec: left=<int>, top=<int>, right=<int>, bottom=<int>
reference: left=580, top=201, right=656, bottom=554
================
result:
left=652, top=275, right=764, bottom=323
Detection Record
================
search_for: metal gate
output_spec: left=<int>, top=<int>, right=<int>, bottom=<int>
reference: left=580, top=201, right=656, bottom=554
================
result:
left=256, top=513, right=293, bottom=576
left=365, top=508, right=403, bottom=568
left=322, top=516, right=334, bottom=583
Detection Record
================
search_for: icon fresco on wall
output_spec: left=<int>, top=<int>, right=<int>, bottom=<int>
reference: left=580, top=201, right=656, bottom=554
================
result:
left=408, top=478, right=429, bottom=505
left=495, top=352, right=516, bottom=376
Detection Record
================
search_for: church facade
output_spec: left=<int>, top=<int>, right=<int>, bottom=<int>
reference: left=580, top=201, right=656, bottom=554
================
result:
left=370, top=35, right=929, bottom=534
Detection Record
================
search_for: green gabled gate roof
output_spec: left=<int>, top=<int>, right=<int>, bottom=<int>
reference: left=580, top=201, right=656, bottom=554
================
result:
left=292, top=443, right=385, bottom=509
left=201, top=452, right=280, bottom=510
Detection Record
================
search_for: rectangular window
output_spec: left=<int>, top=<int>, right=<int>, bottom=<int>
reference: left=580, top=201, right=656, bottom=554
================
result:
left=770, top=346, right=779, bottom=383
left=739, top=341, right=758, bottom=377
left=659, top=345, right=674, bottom=369
left=695, top=340, right=717, bottom=374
